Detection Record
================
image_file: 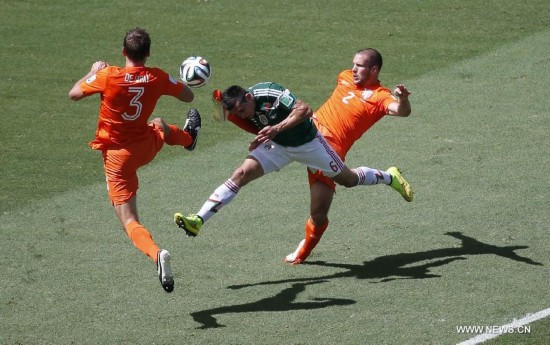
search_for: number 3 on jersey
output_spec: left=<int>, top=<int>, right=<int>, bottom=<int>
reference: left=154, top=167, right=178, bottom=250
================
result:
left=122, top=86, right=144, bottom=121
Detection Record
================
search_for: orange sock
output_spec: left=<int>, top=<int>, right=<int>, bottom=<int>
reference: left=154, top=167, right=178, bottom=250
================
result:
left=296, top=218, right=329, bottom=261
left=164, top=124, right=192, bottom=147
left=125, top=221, right=160, bottom=262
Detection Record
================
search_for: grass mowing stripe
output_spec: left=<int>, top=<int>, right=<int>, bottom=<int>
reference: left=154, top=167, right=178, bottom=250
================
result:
left=457, top=307, right=550, bottom=345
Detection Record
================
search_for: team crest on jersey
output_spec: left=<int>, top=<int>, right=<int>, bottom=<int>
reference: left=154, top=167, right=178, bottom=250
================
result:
left=261, top=102, right=272, bottom=111
left=361, top=89, right=374, bottom=100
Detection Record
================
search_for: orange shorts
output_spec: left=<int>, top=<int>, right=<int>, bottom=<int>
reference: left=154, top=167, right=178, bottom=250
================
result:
left=101, top=124, right=165, bottom=205
left=308, top=168, right=337, bottom=191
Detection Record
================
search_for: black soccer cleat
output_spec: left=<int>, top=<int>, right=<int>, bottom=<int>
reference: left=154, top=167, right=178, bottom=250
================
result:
left=183, top=108, right=201, bottom=151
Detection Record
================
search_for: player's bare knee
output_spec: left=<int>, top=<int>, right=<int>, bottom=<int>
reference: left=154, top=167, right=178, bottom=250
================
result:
left=150, top=118, right=170, bottom=135
left=149, top=118, right=163, bottom=126
left=230, top=167, right=251, bottom=187
left=311, top=213, right=328, bottom=226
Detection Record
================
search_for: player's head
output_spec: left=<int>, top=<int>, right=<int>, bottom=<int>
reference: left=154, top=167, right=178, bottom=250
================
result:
left=221, top=85, right=255, bottom=118
left=352, top=48, right=383, bottom=86
left=123, top=28, right=151, bottom=63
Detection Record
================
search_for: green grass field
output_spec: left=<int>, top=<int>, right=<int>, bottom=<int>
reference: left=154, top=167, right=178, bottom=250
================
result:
left=1, top=1, right=549, bottom=344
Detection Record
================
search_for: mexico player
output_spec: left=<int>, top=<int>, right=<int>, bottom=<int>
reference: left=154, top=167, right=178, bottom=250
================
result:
left=174, top=81, right=412, bottom=253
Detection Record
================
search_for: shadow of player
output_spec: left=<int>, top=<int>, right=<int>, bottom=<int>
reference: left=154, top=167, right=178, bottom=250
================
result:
left=228, top=231, right=543, bottom=289
left=190, top=280, right=355, bottom=329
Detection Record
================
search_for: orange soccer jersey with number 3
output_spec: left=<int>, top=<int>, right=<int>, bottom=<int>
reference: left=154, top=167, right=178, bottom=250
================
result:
left=80, top=66, right=184, bottom=150
left=79, top=65, right=184, bottom=204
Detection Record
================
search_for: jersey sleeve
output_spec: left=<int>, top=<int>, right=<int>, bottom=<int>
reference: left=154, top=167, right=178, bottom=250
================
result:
left=161, top=71, right=185, bottom=97
left=228, top=114, right=260, bottom=134
left=275, top=86, right=297, bottom=111
left=80, top=68, right=109, bottom=95
left=380, top=88, right=398, bottom=113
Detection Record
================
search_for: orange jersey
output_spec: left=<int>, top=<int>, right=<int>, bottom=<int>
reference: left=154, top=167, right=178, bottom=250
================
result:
left=314, top=70, right=396, bottom=158
left=80, top=66, right=184, bottom=150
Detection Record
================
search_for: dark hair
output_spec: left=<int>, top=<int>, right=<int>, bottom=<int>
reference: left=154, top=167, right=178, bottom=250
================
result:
left=221, top=85, right=248, bottom=110
left=123, top=28, right=151, bottom=62
left=356, top=48, right=383, bottom=69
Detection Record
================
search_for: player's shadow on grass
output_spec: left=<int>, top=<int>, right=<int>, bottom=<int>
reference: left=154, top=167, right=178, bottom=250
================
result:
left=191, top=232, right=541, bottom=329
left=228, top=231, right=543, bottom=289
left=190, top=280, right=355, bottom=329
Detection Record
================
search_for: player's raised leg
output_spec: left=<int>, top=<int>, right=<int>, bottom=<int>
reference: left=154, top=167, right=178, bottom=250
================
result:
left=387, top=167, right=414, bottom=202
left=183, top=108, right=201, bottom=151
left=174, top=157, right=264, bottom=237
left=174, top=179, right=240, bottom=236
left=333, top=166, right=414, bottom=202
left=152, top=108, right=201, bottom=150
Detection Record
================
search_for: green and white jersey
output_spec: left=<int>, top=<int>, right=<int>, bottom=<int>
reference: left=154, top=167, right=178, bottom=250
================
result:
left=248, top=82, right=317, bottom=147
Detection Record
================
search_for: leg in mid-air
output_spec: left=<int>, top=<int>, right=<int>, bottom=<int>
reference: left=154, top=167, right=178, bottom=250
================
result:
left=332, top=166, right=413, bottom=202
left=114, top=196, right=174, bottom=293
left=174, top=156, right=265, bottom=236
left=150, top=108, right=202, bottom=151
left=104, top=110, right=204, bottom=293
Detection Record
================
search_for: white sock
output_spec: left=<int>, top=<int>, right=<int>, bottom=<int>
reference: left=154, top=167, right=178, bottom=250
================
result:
left=197, top=179, right=240, bottom=222
left=352, top=167, right=391, bottom=186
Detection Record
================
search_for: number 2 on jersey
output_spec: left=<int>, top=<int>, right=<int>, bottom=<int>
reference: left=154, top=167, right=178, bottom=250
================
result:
left=342, top=91, right=355, bottom=104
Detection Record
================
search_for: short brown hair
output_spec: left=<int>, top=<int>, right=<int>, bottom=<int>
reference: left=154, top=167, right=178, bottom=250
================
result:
left=123, top=28, right=151, bottom=62
left=356, top=48, right=383, bottom=69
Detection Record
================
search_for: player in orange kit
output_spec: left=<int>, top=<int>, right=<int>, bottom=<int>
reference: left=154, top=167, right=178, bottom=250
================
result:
left=69, top=27, right=201, bottom=292
left=284, top=48, right=413, bottom=264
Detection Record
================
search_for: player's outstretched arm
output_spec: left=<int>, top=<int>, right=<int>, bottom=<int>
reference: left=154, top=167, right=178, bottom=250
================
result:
left=387, top=84, right=411, bottom=117
left=69, top=61, right=109, bottom=101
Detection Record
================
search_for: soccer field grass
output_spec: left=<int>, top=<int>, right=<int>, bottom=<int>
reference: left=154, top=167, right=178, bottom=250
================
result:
left=1, top=1, right=550, bottom=344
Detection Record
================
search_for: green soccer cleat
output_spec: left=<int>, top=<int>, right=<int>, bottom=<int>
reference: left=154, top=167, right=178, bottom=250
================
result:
left=387, top=167, right=414, bottom=202
left=174, top=213, right=203, bottom=237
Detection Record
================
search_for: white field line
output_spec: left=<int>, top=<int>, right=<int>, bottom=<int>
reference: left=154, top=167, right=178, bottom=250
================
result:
left=457, top=307, right=550, bottom=345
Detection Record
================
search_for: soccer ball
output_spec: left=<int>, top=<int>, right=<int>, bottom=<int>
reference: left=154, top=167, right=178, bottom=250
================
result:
left=179, top=56, right=211, bottom=88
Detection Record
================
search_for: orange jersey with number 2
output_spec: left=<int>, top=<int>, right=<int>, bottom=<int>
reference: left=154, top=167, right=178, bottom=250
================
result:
left=80, top=66, right=183, bottom=150
left=308, top=70, right=396, bottom=191
left=314, top=69, right=396, bottom=159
